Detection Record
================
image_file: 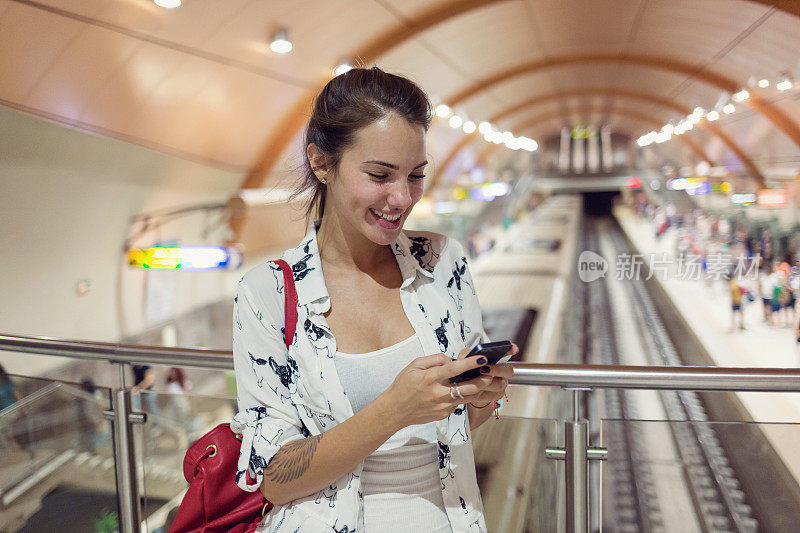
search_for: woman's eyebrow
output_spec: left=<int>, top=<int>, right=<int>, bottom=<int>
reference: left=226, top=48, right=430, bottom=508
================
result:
left=363, top=160, right=428, bottom=170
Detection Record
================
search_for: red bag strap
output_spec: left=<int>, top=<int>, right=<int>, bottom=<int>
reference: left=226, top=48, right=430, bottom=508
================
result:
left=271, top=259, right=297, bottom=350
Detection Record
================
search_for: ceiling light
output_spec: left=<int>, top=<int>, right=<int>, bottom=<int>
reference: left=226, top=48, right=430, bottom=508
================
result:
left=732, top=89, right=750, bottom=102
left=758, top=79, right=770, bottom=88
left=519, top=137, right=538, bottom=152
left=777, top=73, right=794, bottom=91
left=332, top=61, right=353, bottom=77
left=706, top=110, right=720, bottom=121
left=269, top=29, right=292, bottom=54
left=723, top=103, right=736, bottom=114
left=692, top=107, right=705, bottom=117
left=435, top=104, right=451, bottom=118
left=462, top=121, right=476, bottom=134
left=154, top=0, right=181, bottom=7
left=448, top=115, right=463, bottom=129
left=478, top=121, right=492, bottom=134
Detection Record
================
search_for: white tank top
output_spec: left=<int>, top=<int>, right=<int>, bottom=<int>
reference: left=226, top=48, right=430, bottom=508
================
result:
left=335, top=334, right=453, bottom=532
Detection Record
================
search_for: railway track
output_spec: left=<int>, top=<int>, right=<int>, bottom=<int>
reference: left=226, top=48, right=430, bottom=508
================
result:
left=581, top=215, right=757, bottom=532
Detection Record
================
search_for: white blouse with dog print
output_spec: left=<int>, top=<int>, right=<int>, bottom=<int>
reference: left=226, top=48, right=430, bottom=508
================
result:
left=231, top=221, right=490, bottom=533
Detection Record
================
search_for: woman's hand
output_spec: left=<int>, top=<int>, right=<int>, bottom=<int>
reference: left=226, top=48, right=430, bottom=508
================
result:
left=380, top=344, right=516, bottom=430
left=456, top=343, right=516, bottom=406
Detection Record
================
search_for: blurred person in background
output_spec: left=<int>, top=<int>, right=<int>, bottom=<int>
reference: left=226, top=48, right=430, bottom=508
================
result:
left=787, top=267, right=798, bottom=324
left=728, top=272, right=746, bottom=331
left=771, top=269, right=790, bottom=327
left=164, top=367, right=199, bottom=446
left=0, top=364, right=20, bottom=412
left=77, top=378, right=108, bottom=453
left=0, top=364, right=22, bottom=450
left=132, top=364, right=160, bottom=429
left=759, top=264, right=774, bottom=323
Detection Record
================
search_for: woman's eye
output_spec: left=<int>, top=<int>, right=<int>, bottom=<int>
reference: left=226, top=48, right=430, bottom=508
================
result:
left=367, top=172, right=389, bottom=179
left=410, top=174, right=426, bottom=180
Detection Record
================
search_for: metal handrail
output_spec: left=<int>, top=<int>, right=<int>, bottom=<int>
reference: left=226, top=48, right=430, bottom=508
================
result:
left=3, top=333, right=800, bottom=392
left=0, top=333, right=232, bottom=369
left=510, top=362, right=800, bottom=392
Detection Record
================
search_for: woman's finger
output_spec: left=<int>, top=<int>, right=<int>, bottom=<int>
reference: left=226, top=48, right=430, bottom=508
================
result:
left=437, top=354, right=488, bottom=381
left=413, top=353, right=451, bottom=370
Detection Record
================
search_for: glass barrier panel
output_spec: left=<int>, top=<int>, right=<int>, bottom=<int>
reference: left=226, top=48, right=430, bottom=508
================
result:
left=600, top=418, right=800, bottom=533
left=0, top=374, right=118, bottom=533
left=134, top=378, right=561, bottom=533
left=474, top=416, right=562, bottom=533
left=136, top=384, right=237, bottom=533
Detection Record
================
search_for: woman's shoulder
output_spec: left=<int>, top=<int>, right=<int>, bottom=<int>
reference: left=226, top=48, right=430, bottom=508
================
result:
left=236, top=261, right=285, bottom=316
left=400, top=229, right=465, bottom=258
left=398, top=230, right=468, bottom=278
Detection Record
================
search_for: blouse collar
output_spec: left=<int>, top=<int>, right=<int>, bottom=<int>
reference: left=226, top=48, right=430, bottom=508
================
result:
left=282, top=220, right=434, bottom=308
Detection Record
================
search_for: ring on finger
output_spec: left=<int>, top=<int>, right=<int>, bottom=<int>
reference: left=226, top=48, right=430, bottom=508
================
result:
left=455, top=385, right=464, bottom=399
left=449, top=386, right=457, bottom=400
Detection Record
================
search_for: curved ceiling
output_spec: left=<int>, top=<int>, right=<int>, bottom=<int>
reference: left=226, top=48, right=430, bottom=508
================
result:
left=434, top=87, right=765, bottom=186
left=483, top=110, right=709, bottom=163
left=1, top=0, right=798, bottom=189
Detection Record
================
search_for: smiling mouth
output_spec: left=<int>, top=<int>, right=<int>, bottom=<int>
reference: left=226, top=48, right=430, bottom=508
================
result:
left=369, top=208, right=402, bottom=222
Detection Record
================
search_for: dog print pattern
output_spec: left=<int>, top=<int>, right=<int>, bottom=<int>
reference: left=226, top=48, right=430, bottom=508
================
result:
left=408, top=235, right=439, bottom=272
left=434, top=310, right=451, bottom=352
left=232, top=227, right=490, bottom=532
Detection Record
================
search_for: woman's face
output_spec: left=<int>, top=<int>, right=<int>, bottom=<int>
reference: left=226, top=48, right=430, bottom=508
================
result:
left=323, top=113, right=427, bottom=246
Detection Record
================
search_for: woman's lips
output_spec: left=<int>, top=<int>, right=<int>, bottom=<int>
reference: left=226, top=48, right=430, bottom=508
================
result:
left=370, top=208, right=402, bottom=229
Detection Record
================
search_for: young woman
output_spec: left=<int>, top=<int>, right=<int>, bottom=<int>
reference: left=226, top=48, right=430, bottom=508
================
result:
left=230, top=68, right=515, bottom=532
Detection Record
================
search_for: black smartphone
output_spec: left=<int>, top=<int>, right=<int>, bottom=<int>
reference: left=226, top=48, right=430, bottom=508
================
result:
left=449, top=340, right=513, bottom=383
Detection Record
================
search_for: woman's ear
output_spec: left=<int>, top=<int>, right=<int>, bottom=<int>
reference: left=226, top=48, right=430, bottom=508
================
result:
left=307, top=144, right=329, bottom=182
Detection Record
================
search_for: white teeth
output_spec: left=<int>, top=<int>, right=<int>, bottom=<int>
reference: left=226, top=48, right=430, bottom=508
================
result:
left=371, top=209, right=401, bottom=222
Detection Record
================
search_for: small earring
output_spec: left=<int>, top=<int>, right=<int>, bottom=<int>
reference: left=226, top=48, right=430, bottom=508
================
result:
left=321, top=178, right=327, bottom=185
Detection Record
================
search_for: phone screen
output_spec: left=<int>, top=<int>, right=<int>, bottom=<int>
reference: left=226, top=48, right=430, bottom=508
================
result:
left=449, top=340, right=513, bottom=383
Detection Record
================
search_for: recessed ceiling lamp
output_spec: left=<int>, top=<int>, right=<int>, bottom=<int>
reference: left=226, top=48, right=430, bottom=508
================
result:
left=478, top=121, right=492, bottom=134
left=435, top=104, right=451, bottom=118
left=706, top=110, right=720, bottom=121
left=154, top=0, right=181, bottom=7
left=448, top=115, right=463, bottom=129
left=269, top=28, right=293, bottom=54
left=723, top=103, right=736, bottom=114
left=332, top=61, right=353, bottom=77
left=758, top=79, right=770, bottom=88
left=777, top=73, right=794, bottom=91
left=462, top=121, right=476, bottom=134
left=732, top=89, right=750, bottom=102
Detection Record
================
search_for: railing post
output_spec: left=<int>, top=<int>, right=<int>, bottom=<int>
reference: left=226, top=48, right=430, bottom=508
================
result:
left=111, top=387, right=142, bottom=533
left=546, top=388, right=606, bottom=533
left=565, top=414, right=588, bottom=533
left=103, top=363, right=147, bottom=533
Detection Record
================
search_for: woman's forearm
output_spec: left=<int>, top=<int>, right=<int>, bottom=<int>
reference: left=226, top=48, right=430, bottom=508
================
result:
left=259, top=393, right=401, bottom=505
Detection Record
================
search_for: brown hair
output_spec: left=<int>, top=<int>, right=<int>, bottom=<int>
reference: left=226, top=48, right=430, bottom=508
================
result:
left=294, top=67, right=432, bottom=221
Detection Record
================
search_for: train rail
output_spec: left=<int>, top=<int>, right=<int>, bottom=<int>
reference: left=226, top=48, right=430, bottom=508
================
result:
left=583, top=215, right=758, bottom=532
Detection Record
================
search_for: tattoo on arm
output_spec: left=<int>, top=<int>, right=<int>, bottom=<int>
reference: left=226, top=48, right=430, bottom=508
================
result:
left=264, top=434, right=323, bottom=484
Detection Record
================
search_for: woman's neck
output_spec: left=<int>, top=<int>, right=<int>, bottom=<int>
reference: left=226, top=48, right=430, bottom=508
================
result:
left=316, top=213, right=392, bottom=274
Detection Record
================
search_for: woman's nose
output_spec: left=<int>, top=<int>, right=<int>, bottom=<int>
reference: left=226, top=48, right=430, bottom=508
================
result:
left=388, top=180, right=412, bottom=209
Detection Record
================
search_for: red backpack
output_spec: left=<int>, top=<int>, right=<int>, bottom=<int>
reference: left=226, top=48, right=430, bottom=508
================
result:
left=169, top=260, right=297, bottom=532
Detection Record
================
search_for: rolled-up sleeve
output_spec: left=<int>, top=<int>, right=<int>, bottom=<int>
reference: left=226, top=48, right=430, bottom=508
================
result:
left=230, top=279, right=305, bottom=492
left=447, top=239, right=507, bottom=410
left=448, top=238, right=489, bottom=344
